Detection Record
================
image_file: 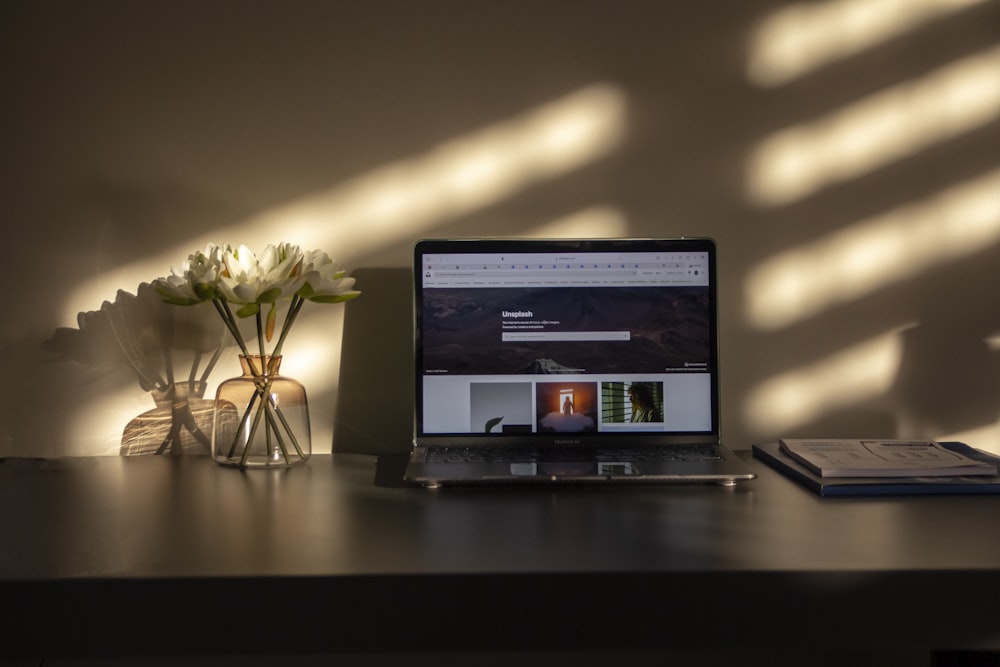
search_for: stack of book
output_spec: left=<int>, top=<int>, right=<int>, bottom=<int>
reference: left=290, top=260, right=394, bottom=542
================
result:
left=753, top=439, right=1000, bottom=496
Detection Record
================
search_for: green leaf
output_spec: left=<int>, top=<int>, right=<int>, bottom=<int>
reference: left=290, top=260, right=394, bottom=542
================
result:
left=307, top=291, right=362, bottom=304
left=486, top=417, right=504, bottom=433
left=236, top=302, right=260, bottom=318
left=257, top=287, right=283, bottom=304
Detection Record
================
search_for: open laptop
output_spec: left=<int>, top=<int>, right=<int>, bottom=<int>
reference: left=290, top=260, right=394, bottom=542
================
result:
left=403, top=237, right=755, bottom=488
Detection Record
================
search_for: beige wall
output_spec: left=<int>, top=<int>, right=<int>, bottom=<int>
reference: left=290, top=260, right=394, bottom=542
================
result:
left=2, top=0, right=999, bottom=457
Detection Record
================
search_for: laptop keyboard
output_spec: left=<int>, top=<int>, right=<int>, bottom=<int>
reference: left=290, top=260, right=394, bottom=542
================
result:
left=424, top=444, right=722, bottom=464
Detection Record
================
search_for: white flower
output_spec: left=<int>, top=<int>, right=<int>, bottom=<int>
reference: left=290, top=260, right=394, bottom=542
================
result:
left=298, top=249, right=362, bottom=303
left=154, top=242, right=360, bottom=350
left=154, top=244, right=226, bottom=305
left=218, top=243, right=306, bottom=315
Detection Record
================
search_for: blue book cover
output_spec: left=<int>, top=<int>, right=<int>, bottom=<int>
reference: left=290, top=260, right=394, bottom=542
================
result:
left=752, top=441, right=1000, bottom=496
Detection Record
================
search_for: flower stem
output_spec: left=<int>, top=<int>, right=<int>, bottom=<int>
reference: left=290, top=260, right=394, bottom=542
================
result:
left=238, top=394, right=269, bottom=467
left=271, top=295, right=305, bottom=359
left=263, top=398, right=292, bottom=463
left=228, top=389, right=260, bottom=458
left=211, top=295, right=308, bottom=466
left=213, top=299, right=252, bottom=359
left=269, top=400, right=305, bottom=458
left=255, top=310, right=266, bottom=360
left=229, top=379, right=295, bottom=466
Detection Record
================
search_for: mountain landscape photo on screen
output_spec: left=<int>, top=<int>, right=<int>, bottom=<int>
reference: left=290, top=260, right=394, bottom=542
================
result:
left=421, top=286, right=710, bottom=375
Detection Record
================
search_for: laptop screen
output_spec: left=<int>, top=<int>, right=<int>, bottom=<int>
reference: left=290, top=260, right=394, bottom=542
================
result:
left=413, top=238, right=719, bottom=445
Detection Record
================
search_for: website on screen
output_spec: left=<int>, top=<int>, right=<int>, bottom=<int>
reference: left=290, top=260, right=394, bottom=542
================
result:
left=419, top=251, right=713, bottom=435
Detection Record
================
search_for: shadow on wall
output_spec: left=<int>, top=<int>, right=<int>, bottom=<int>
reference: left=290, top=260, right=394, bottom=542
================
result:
left=333, top=268, right=414, bottom=454
left=736, top=0, right=1000, bottom=450
left=34, top=82, right=628, bottom=458
left=45, top=284, right=231, bottom=456
left=8, top=1, right=1000, bottom=457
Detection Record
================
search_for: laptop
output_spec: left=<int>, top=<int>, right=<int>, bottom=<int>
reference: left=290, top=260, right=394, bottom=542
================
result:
left=403, top=237, right=756, bottom=488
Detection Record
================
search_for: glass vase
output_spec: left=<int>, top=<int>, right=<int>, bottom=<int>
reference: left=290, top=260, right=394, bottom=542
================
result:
left=212, top=355, right=311, bottom=468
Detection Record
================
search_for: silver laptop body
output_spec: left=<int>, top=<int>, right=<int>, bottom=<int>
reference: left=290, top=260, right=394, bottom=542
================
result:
left=404, top=237, right=755, bottom=488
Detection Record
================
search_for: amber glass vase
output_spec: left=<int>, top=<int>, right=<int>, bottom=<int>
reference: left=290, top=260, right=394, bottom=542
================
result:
left=211, top=354, right=311, bottom=468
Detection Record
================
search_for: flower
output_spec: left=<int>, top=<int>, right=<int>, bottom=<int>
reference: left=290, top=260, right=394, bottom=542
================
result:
left=153, top=242, right=360, bottom=353
left=152, top=243, right=361, bottom=467
left=298, top=248, right=361, bottom=304
left=156, top=244, right=226, bottom=305
left=218, top=243, right=306, bottom=316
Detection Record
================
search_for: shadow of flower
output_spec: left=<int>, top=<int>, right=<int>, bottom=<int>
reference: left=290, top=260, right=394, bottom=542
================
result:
left=45, top=283, right=232, bottom=455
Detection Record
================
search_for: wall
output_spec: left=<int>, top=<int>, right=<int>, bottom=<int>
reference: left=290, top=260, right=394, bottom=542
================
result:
left=2, top=0, right=999, bottom=457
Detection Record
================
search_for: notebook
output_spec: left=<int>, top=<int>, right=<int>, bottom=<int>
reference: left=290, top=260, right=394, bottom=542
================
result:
left=403, top=237, right=756, bottom=487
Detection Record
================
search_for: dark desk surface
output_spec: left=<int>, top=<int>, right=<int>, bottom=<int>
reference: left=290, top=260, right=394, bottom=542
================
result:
left=2, top=452, right=999, bottom=658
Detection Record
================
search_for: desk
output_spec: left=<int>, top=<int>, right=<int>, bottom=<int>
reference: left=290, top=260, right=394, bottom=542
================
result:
left=1, top=452, right=999, bottom=661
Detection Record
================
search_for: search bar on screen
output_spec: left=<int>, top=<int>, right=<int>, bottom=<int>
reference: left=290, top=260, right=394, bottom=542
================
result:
left=502, top=331, right=631, bottom=342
